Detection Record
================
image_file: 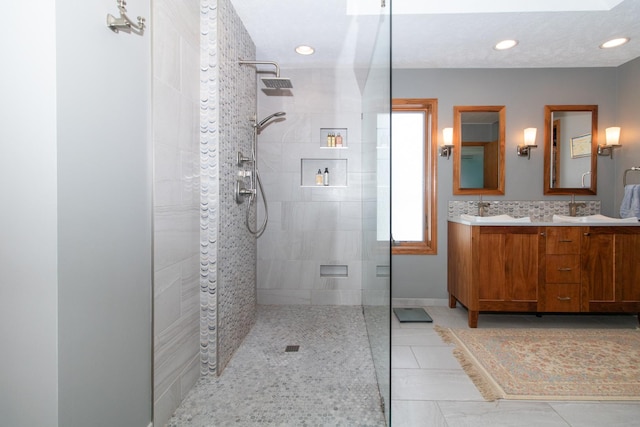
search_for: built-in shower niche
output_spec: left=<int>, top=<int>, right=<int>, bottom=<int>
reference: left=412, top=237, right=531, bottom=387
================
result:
left=320, top=128, right=348, bottom=148
left=300, top=158, right=348, bottom=187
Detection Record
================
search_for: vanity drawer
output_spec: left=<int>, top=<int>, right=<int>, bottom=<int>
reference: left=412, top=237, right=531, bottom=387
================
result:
left=542, top=283, right=581, bottom=312
left=545, top=255, right=580, bottom=283
left=545, top=227, right=581, bottom=254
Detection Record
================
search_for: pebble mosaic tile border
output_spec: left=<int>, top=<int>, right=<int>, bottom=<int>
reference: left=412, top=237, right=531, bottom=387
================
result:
left=200, top=0, right=219, bottom=375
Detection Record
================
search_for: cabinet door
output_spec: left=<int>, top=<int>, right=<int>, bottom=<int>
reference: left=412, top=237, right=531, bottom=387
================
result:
left=615, top=232, right=640, bottom=303
left=478, top=227, right=538, bottom=302
left=582, top=229, right=614, bottom=303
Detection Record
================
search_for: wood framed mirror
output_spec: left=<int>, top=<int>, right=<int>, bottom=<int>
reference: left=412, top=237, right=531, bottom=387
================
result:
left=543, top=105, right=598, bottom=195
left=453, top=105, right=505, bottom=195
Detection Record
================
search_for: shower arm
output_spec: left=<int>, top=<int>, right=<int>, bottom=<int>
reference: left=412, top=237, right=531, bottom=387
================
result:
left=238, top=60, right=281, bottom=77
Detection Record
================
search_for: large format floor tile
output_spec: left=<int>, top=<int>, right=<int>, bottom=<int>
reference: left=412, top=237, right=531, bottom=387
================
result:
left=391, top=304, right=640, bottom=427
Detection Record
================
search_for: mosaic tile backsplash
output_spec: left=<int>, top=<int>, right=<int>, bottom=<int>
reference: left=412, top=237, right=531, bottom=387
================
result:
left=448, top=200, right=601, bottom=220
left=200, top=0, right=257, bottom=379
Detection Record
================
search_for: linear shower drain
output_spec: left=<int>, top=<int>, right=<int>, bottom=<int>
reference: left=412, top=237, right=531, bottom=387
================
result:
left=285, top=345, right=300, bottom=352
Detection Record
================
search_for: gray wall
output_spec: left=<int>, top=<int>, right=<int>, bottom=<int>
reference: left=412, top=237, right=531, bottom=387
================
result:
left=3, top=1, right=152, bottom=426
left=1, top=2, right=59, bottom=425
left=57, top=0, right=152, bottom=425
left=392, top=67, right=619, bottom=299
left=616, top=56, right=640, bottom=208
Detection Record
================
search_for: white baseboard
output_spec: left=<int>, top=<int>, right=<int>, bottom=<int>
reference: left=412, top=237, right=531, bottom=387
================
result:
left=392, top=298, right=448, bottom=307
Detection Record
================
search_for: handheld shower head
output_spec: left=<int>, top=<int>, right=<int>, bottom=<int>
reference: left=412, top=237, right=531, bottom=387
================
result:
left=256, top=112, right=286, bottom=129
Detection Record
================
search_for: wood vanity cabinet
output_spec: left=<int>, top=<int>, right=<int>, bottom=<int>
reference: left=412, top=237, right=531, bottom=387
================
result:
left=448, top=222, right=640, bottom=327
left=447, top=222, right=541, bottom=328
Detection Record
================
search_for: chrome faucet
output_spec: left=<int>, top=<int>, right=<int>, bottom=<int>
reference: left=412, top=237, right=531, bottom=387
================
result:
left=478, top=195, right=490, bottom=217
left=568, top=194, right=586, bottom=217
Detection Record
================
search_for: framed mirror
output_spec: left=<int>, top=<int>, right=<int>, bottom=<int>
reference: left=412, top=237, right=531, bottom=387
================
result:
left=453, top=105, right=505, bottom=195
left=543, top=105, right=598, bottom=195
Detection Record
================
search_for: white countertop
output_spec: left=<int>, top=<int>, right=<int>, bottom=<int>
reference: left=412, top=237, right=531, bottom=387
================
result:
left=449, top=214, right=640, bottom=227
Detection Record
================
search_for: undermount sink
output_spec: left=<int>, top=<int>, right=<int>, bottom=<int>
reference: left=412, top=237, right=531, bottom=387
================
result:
left=460, top=214, right=532, bottom=223
left=552, top=214, right=639, bottom=224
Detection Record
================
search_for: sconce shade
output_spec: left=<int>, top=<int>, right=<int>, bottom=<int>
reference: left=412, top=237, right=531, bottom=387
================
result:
left=524, top=127, right=537, bottom=146
left=606, top=127, right=620, bottom=145
left=443, top=127, right=453, bottom=146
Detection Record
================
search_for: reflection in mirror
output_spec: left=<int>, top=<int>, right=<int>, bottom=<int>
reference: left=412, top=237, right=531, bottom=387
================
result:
left=544, top=105, right=597, bottom=195
left=453, top=106, right=505, bottom=195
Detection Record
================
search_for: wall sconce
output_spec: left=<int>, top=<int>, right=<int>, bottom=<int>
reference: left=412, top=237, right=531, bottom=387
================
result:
left=439, top=127, right=454, bottom=159
left=516, top=127, right=538, bottom=159
left=598, top=126, right=622, bottom=158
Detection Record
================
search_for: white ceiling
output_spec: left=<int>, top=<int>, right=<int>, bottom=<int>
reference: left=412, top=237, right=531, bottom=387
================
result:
left=229, top=0, right=640, bottom=69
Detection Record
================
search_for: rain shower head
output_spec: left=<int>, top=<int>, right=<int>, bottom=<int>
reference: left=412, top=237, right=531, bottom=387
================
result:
left=261, top=77, right=293, bottom=89
left=239, top=59, right=293, bottom=89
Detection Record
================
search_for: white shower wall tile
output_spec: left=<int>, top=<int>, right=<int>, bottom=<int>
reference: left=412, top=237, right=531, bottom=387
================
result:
left=155, top=264, right=182, bottom=334
left=154, top=79, right=182, bottom=146
left=154, top=207, right=200, bottom=271
left=177, top=93, right=201, bottom=151
left=311, top=290, right=362, bottom=306
left=154, top=311, right=200, bottom=398
left=256, top=141, right=282, bottom=173
left=257, top=171, right=301, bottom=202
left=154, top=0, right=202, bottom=423
left=257, top=260, right=317, bottom=290
left=153, top=13, right=181, bottom=91
left=179, top=37, right=201, bottom=101
left=180, top=254, right=200, bottom=315
left=256, top=66, right=366, bottom=305
left=257, top=289, right=312, bottom=305
left=301, top=230, right=363, bottom=261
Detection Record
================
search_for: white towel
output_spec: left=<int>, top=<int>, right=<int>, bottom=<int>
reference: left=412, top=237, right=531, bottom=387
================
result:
left=620, top=184, right=640, bottom=218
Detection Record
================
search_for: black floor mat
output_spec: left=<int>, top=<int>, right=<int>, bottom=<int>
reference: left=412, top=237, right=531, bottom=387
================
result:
left=393, top=307, right=433, bottom=323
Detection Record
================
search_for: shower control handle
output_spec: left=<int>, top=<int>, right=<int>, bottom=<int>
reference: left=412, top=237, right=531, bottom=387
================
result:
left=235, top=180, right=255, bottom=204
left=237, top=151, right=253, bottom=166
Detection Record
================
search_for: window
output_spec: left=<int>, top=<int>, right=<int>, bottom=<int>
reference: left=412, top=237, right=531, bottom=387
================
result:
left=391, top=99, right=437, bottom=254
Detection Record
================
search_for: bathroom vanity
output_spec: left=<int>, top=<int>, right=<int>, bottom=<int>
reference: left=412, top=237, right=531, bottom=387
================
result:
left=447, top=217, right=640, bottom=327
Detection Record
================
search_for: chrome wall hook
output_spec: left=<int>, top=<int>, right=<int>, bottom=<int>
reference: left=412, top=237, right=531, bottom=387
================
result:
left=107, top=0, right=146, bottom=35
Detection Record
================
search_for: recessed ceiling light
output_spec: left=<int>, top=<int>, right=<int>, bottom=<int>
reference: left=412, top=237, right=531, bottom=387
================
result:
left=494, top=39, right=518, bottom=50
left=295, top=45, right=315, bottom=55
left=600, top=37, right=630, bottom=49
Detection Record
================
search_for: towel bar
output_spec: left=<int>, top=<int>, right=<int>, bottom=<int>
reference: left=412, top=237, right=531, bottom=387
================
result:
left=623, top=167, right=640, bottom=187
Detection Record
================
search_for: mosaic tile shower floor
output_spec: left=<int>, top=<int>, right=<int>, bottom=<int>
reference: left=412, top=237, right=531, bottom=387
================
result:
left=168, top=305, right=386, bottom=426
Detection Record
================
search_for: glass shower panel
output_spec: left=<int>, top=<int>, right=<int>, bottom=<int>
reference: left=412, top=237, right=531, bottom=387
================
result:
left=360, top=6, right=391, bottom=425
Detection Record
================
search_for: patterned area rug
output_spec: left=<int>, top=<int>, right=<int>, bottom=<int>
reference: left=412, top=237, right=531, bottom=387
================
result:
left=436, top=326, right=640, bottom=401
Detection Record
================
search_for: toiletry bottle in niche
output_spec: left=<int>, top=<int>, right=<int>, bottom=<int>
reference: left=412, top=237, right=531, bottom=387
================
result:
left=315, top=169, right=323, bottom=185
left=326, top=132, right=332, bottom=147
left=330, top=132, right=335, bottom=147
left=336, top=133, right=343, bottom=147
left=323, top=167, right=329, bottom=186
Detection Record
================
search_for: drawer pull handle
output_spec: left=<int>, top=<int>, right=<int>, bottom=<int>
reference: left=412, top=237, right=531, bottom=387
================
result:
left=584, top=232, right=591, bottom=237
left=557, top=296, right=572, bottom=301
left=557, top=267, right=572, bottom=271
left=559, top=239, right=573, bottom=243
